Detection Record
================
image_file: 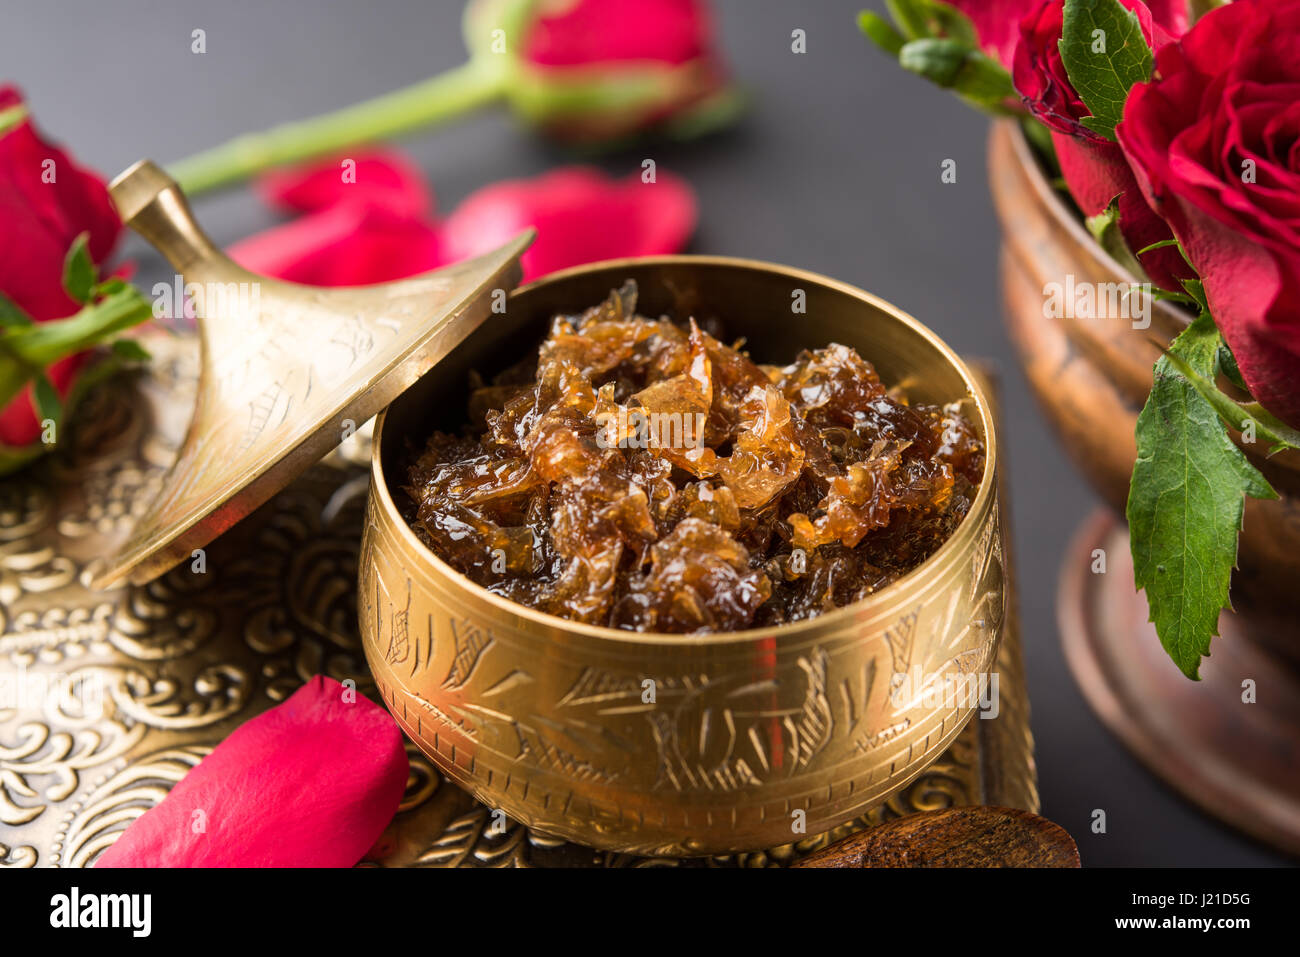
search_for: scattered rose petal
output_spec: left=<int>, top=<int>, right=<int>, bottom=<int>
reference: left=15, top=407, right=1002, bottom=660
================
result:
left=229, top=201, right=446, bottom=286
left=96, top=676, right=408, bottom=868
left=234, top=154, right=697, bottom=287
left=442, top=166, right=697, bottom=281
left=257, top=148, right=433, bottom=218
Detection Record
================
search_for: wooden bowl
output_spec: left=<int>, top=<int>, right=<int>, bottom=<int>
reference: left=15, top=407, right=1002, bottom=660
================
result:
left=989, top=119, right=1300, bottom=853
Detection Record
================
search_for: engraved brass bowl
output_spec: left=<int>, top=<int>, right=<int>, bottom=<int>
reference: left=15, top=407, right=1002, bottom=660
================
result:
left=359, top=256, right=1005, bottom=856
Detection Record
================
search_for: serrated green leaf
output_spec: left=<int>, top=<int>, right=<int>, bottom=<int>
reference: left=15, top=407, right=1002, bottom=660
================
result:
left=31, top=372, right=61, bottom=426
left=0, top=292, right=34, bottom=329
left=1059, top=0, right=1153, bottom=141
left=1127, top=314, right=1276, bottom=679
left=859, top=10, right=906, bottom=56
left=899, top=39, right=1015, bottom=104
left=62, top=232, right=96, bottom=304
left=1163, top=349, right=1300, bottom=453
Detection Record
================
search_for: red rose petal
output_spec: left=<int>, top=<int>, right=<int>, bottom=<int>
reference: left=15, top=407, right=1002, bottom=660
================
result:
left=228, top=201, right=447, bottom=286
left=257, top=148, right=433, bottom=218
left=442, top=166, right=697, bottom=281
left=235, top=153, right=697, bottom=288
left=95, top=676, right=408, bottom=868
left=522, top=0, right=709, bottom=67
left=947, top=0, right=1043, bottom=70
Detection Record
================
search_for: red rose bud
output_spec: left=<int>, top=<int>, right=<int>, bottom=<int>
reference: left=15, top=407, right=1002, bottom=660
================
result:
left=229, top=150, right=697, bottom=285
left=96, top=676, right=409, bottom=868
left=467, top=0, right=738, bottom=143
left=1117, top=0, right=1300, bottom=427
left=169, top=1, right=739, bottom=196
left=1012, top=0, right=1192, bottom=291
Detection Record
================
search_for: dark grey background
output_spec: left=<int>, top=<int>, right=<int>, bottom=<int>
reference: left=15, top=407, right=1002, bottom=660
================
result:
left=3, top=0, right=1288, bottom=865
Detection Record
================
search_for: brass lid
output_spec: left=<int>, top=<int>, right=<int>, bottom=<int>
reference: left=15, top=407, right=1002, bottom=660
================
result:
left=89, top=160, right=532, bottom=590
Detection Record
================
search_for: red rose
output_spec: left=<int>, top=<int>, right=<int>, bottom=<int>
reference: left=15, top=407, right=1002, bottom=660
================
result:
left=1118, top=0, right=1300, bottom=427
left=0, top=85, right=121, bottom=448
left=172, top=1, right=740, bottom=194
left=467, top=0, right=735, bottom=143
left=1012, top=0, right=1192, bottom=290
left=0, top=87, right=120, bottom=322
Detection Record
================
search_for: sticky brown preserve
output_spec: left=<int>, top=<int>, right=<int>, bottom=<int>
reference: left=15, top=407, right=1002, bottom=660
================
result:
left=404, top=282, right=983, bottom=633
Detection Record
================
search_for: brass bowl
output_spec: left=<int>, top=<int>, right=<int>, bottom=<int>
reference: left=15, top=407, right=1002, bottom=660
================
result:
left=359, top=256, right=1005, bottom=855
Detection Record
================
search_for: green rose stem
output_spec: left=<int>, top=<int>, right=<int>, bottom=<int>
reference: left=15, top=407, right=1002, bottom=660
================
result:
left=0, top=289, right=153, bottom=411
left=168, top=59, right=506, bottom=197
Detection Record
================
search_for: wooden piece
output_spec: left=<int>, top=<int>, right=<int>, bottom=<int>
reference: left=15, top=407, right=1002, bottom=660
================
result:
left=791, top=806, right=1080, bottom=868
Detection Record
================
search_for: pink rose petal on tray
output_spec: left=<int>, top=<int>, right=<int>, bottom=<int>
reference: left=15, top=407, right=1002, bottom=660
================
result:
left=96, top=676, right=408, bottom=868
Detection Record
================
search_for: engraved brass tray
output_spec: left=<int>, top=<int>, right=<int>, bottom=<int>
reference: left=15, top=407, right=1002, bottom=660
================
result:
left=0, top=333, right=1036, bottom=867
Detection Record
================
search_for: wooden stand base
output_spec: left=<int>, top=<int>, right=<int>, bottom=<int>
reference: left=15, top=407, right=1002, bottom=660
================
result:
left=1059, top=509, right=1300, bottom=856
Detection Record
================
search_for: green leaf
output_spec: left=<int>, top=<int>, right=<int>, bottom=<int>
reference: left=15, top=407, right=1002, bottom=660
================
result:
left=898, top=39, right=1016, bottom=105
left=0, top=292, right=34, bottom=329
left=1163, top=348, right=1300, bottom=454
left=883, top=0, right=979, bottom=44
left=94, top=276, right=130, bottom=298
left=859, top=10, right=906, bottom=56
left=1127, top=314, right=1276, bottom=678
left=1084, top=194, right=1148, bottom=280
left=1136, top=238, right=1179, bottom=256
left=31, top=372, right=61, bottom=426
left=885, top=0, right=933, bottom=39
left=1059, top=0, right=1153, bottom=140
left=1180, top=277, right=1208, bottom=313
left=0, top=103, right=26, bottom=135
left=62, top=232, right=96, bottom=304
left=1217, top=341, right=1249, bottom=392
left=110, top=338, right=152, bottom=362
